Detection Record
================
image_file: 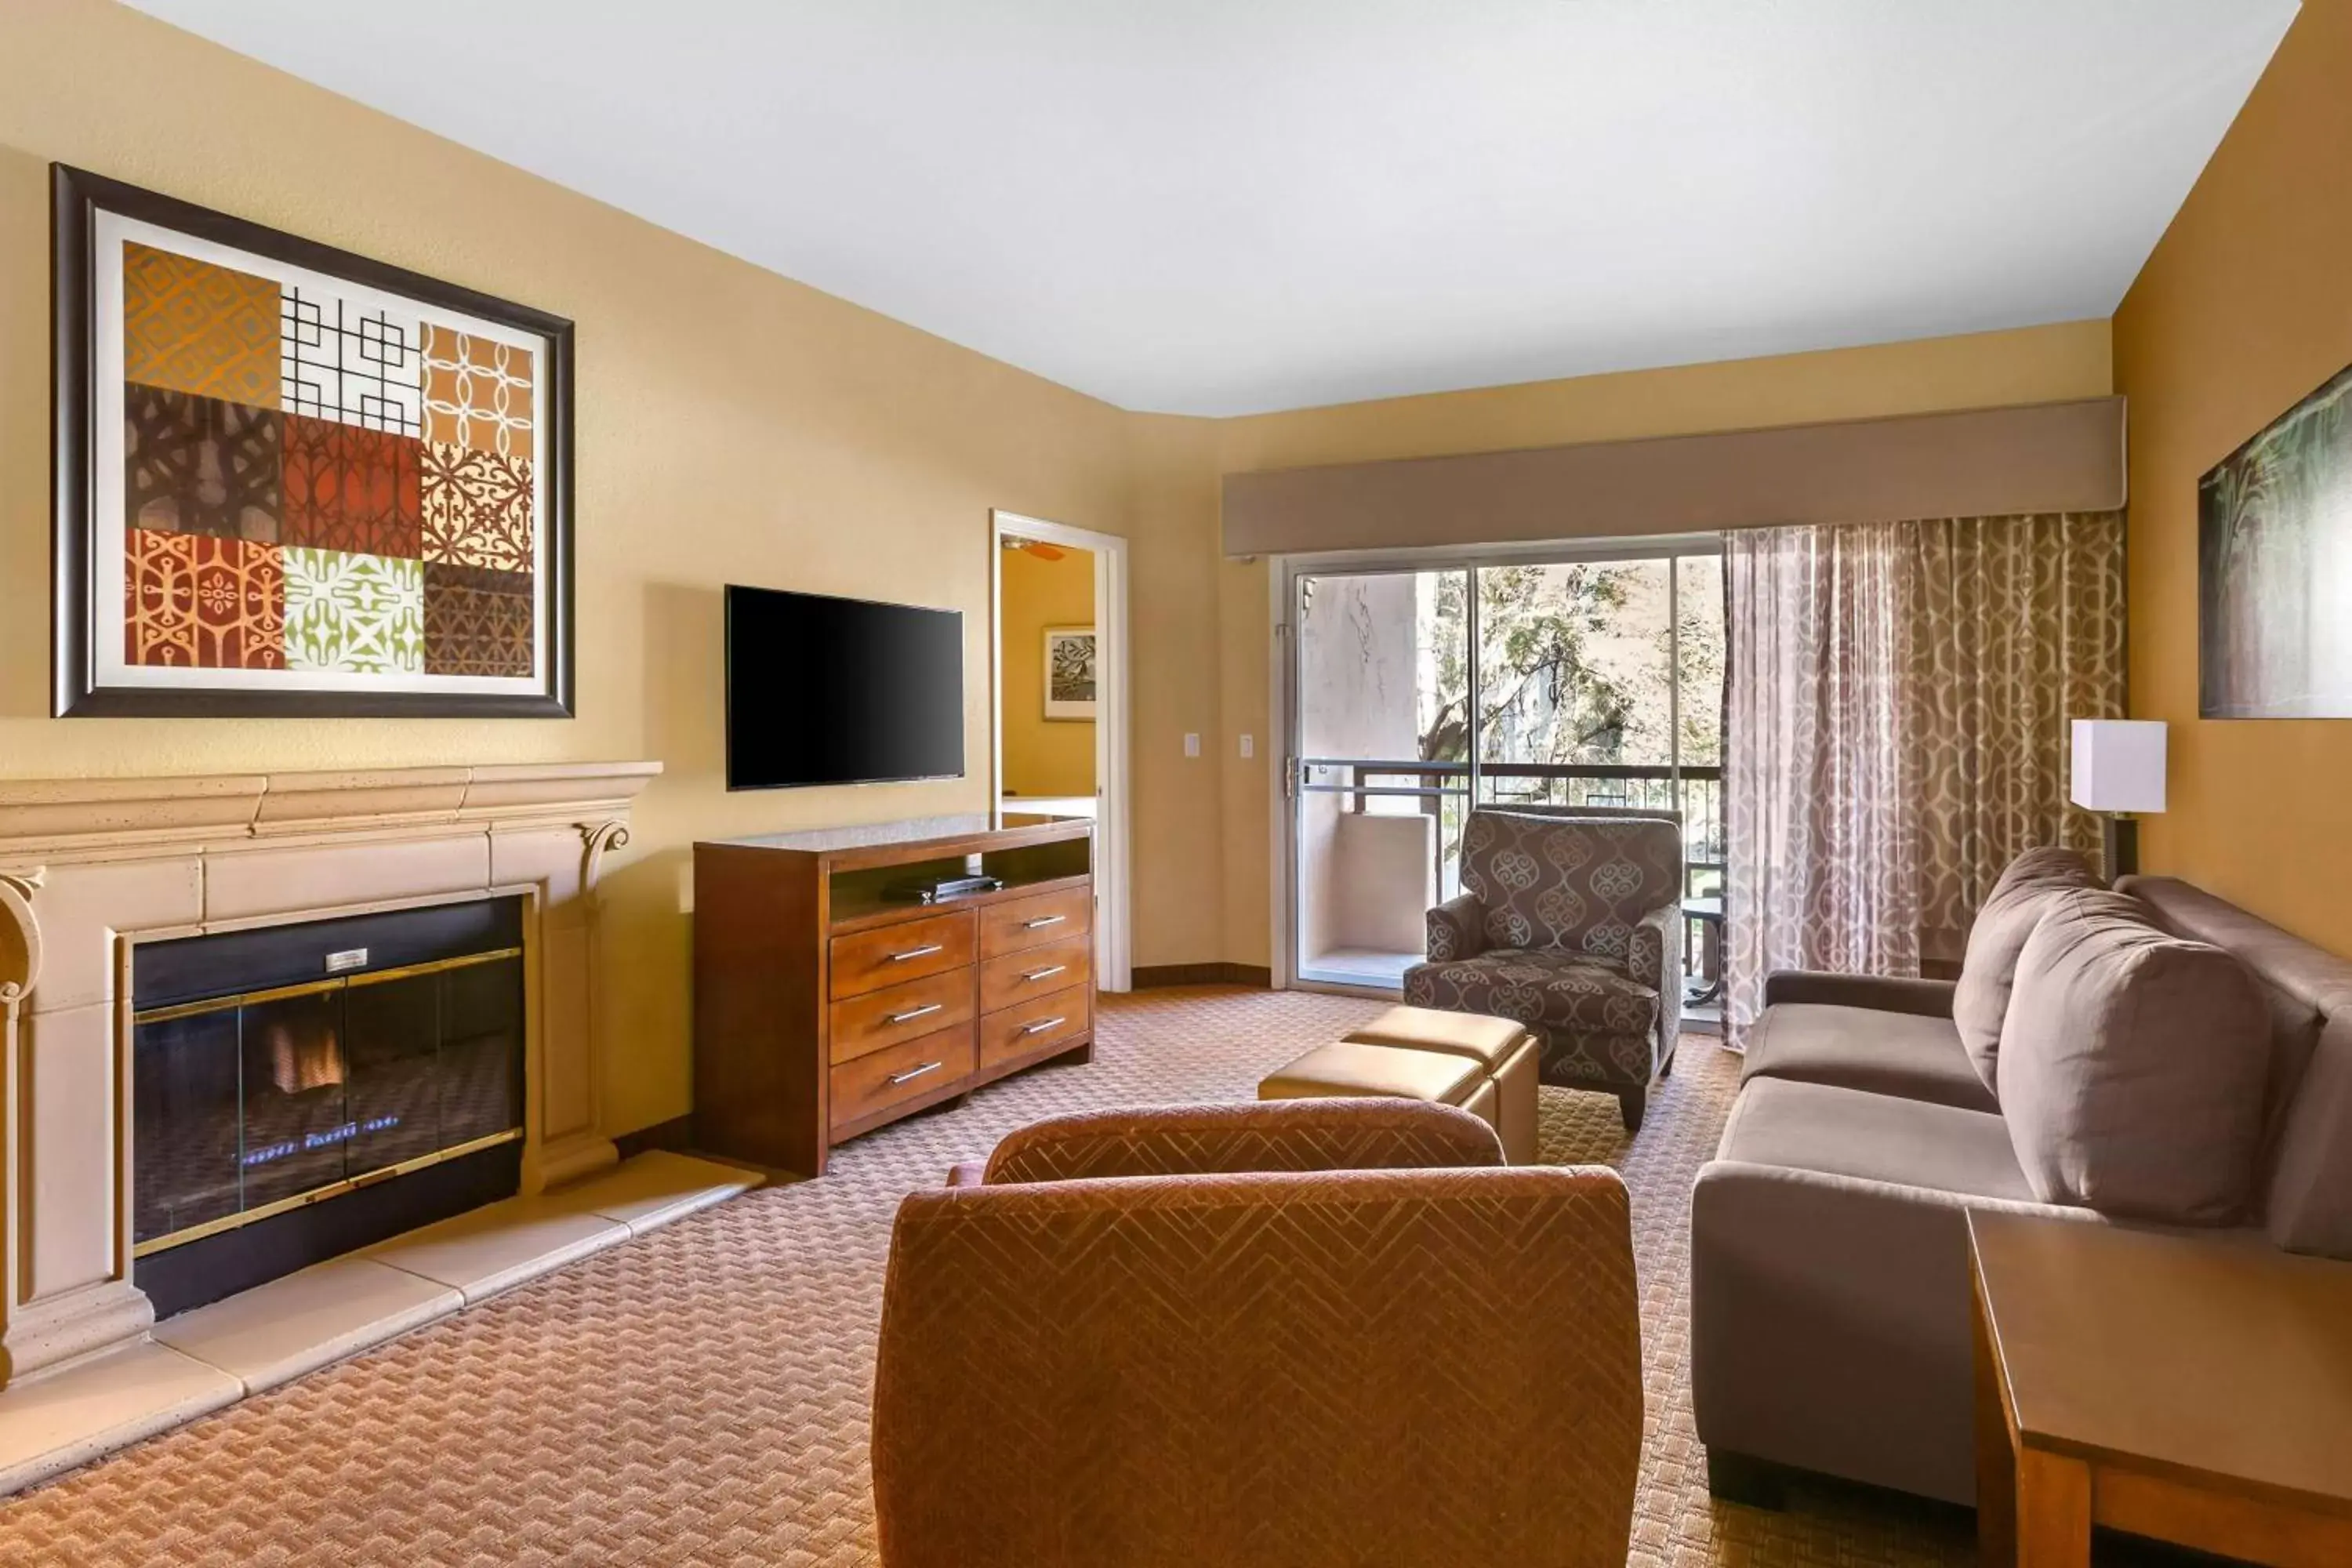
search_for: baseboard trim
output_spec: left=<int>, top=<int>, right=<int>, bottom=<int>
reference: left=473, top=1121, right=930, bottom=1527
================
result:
left=1131, top=962, right=1274, bottom=989
left=612, top=1114, right=695, bottom=1160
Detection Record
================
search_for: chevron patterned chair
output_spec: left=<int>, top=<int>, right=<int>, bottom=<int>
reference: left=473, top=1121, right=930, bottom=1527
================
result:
left=872, top=1099, right=1642, bottom=1568
left=1404, top=808, right=1684, bottom=1132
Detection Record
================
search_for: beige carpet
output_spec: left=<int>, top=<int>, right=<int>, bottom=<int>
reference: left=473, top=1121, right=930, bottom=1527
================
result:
left=4, top=987, right=1986, bottom=1567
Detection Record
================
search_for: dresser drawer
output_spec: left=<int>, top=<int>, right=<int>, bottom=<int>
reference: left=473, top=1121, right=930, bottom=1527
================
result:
left=978, top=932, right=1091, bottom=1014
left=830, top=909, right=975, bottom=999
left=979, top=984, right=1091, bottom=1071
left=978, top=885, right=1092, bottom=960
left=830, top=1022, right=976, bottom=1130
left=829, top=968, right=975, bottom=1065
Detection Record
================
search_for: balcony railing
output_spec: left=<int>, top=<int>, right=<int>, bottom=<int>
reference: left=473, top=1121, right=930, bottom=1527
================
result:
left=1299, top=760, right=1726, bottom=993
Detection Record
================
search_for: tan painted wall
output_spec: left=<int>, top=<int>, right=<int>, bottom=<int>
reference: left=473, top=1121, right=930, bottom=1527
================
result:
left=998, top=544, right=1096, bottom=798
left=1208, top=320, right=2118, bottom=967
left=0, top=1, right=2129, bottom=1131
left=0, top=0, right=1198, bottom=1138
left=2114, top=0, right=2352, bottom=955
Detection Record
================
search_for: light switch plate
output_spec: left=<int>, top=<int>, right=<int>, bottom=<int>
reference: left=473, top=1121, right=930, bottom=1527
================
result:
left=1239, top=734, right=1254, bottom=758
left=1183, top=732, right=1201, bottom=758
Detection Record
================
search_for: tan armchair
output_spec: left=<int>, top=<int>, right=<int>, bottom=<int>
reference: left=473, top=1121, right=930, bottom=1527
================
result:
left=1406, top=808, right=1683, bottom=1131
left=872, top=1100, right=1643, bottom=1568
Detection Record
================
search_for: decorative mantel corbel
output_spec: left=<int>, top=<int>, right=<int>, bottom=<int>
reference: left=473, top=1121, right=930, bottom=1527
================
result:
left=580, top=820, right=631, bottom=895
left=0, top=868, right=46, bottom=1012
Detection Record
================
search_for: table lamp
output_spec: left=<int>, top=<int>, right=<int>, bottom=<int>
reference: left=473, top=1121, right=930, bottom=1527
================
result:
left=2070, top=719, right=2165, bottom=879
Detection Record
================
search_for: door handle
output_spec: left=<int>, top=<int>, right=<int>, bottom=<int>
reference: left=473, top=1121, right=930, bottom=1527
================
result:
left=1021, top=914, right=1066, bottom=931
left=1019, top=964, right=1068, bottom=983
left=887, top=1061, right=944, bottom=1086
left=884, top=1002, right=945, bottom=1025
left=1019, top=1015, right=1068, bottom=1036
left=887, top=943, right=946, bottom=963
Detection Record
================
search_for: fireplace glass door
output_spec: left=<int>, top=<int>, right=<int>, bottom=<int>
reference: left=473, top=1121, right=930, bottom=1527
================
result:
left=132, top=902, right=525, bottom=1260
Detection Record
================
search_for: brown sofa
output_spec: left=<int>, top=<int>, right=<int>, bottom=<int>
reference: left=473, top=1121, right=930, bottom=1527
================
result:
left=875, top=1099, right=1644, bottom=1567
left=1691, top=875, right=2352, bottom=1506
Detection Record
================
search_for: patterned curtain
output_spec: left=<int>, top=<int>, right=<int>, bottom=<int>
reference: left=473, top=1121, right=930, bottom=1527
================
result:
left=1906, top=515, right=2126, bottom=964
left=1722, top=513, right=2125, bottom=1036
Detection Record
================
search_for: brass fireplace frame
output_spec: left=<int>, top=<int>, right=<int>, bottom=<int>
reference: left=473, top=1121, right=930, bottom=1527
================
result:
left=130, top=944, right=527, bottom=1259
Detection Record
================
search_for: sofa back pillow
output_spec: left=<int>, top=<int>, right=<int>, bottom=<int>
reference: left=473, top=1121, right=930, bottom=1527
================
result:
left=2002, top=888, right=2272, bottom=1225
left=1953, top=847, right=2102, bottom=1094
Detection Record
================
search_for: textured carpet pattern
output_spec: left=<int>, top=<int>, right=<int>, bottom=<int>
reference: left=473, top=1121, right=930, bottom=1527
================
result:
left=2, top=988, right=1976, bottom=1567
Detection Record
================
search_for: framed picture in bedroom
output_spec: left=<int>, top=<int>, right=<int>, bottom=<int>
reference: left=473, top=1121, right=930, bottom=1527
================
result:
left=50, top=164, right=575, bottom=717
left=1044, top=626, right=1097, bottom=720
left=2199, top=361, right=2352, bottom=719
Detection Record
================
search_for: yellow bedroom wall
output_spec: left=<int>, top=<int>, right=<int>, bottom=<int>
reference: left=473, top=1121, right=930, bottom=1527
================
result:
left=2114, top=0, right=2352, bottom=955
left=0, top=0, right=1225, bottom=1137
left=1205, top=319, right=2118, bottom=969
left=997, top=543, right=1097, bottom=800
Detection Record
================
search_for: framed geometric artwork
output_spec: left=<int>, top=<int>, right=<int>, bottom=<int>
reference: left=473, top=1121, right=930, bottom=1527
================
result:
left=51, top=164, right=574, bottom=717
left=2199, top=361, right=2352, bottom=719
left=1044, top=626, right=1097, bottom=721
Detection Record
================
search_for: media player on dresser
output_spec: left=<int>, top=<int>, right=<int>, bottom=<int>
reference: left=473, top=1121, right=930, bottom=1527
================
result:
left=691, top=815, right=1096, bottom=1178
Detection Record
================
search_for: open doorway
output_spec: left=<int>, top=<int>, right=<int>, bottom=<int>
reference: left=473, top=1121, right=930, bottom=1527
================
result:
left=990, top=510, right=1131, bottom=992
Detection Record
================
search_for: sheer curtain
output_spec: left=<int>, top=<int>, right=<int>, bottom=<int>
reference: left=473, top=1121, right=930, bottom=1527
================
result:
left=1722, top=513, right=2125, bottom=1036
left=1722, top=524, right=1918, bottom=1035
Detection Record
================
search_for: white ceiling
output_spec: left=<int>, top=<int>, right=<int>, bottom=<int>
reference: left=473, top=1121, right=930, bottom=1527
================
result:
left=126, top=1, right=2298, bottom=416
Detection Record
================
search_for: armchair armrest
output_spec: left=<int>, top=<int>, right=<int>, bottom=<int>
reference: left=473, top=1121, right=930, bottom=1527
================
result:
left=1628, top=902, right=1682, bottom=999
left=1629, top=902, right=1684, bottom=1073
left=980, top=1099, right=1501, bottom=1185
left=1762, top=971, right=1957, bottom=1018
left=1427, top=892, right=1487, bottom=961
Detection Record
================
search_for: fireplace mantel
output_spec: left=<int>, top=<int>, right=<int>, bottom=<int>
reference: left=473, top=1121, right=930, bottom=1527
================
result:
left=0, top=761, right=659, bottom=1388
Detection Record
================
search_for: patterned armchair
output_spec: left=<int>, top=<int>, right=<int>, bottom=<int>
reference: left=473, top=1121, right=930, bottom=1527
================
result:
left=873, top=1100, right=1642, bottom=1568
left=1404, top=809, right=1682, bottom=1131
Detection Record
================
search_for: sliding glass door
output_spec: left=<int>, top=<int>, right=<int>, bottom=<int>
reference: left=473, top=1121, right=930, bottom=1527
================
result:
left=1287, top=542, right=1724, bottom=995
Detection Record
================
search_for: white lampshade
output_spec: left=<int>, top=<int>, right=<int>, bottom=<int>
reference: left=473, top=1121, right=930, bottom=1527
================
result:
left=2071, top=720, right=2166, bottom=814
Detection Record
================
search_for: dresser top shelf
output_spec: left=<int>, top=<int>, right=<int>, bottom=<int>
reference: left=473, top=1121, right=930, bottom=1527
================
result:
left=703, top=814, right=1091, bottom=866
left=697, top=816, right=1095, bottom=932
left=827, top=871, right=1093, bottom=935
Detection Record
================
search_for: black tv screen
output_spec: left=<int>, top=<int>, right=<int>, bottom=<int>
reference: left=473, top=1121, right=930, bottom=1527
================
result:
left=725, top=585, right=965, bottom=789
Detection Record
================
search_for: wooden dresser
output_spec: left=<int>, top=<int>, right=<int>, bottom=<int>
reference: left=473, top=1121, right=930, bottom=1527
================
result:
left=692, top=815, right=1094, bottom=1177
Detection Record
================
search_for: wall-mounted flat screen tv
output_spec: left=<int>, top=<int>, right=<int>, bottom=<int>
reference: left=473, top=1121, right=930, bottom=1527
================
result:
left=724, top=585, right=964, bottom=789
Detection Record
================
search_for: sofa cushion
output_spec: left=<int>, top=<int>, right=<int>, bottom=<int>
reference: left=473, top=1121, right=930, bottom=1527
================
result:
left=2002, top=888, right=2272, bottom=1225
left=1740, top=1003, right=1998, bottom=1113
left=1952, top=847, right=2102, bottom=1095
left=1716, top=1076, right=2033, bottom=1202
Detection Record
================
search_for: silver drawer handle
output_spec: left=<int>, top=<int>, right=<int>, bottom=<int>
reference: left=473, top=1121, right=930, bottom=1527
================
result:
left=887, top=943, right=946, bottom=963
left=885, top=1002, right=945, bottom=1025
left=1019, top=964, right=1069, bottom=983
left=887, top=1061, right=943, bottom=1086
left=1019, top=1015, right=1068, bottom=1036
left=1020, top=914, right=1066, bottom=930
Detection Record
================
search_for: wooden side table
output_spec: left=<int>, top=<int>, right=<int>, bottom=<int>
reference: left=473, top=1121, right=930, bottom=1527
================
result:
left=1969, top=1210, right=2352, bottom=1567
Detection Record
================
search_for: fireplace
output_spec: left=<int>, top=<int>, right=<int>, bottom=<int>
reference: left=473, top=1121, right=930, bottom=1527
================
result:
left=132, top=897, right=527, bottom=1318
left=0, top=761, right=658, bottom=1395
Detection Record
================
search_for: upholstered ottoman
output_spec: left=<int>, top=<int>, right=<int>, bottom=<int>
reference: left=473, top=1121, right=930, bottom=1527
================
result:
left=1258, top=1043, right=1504, bottom=1157
left=1342, top=1005, right=1541, bottom=1164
